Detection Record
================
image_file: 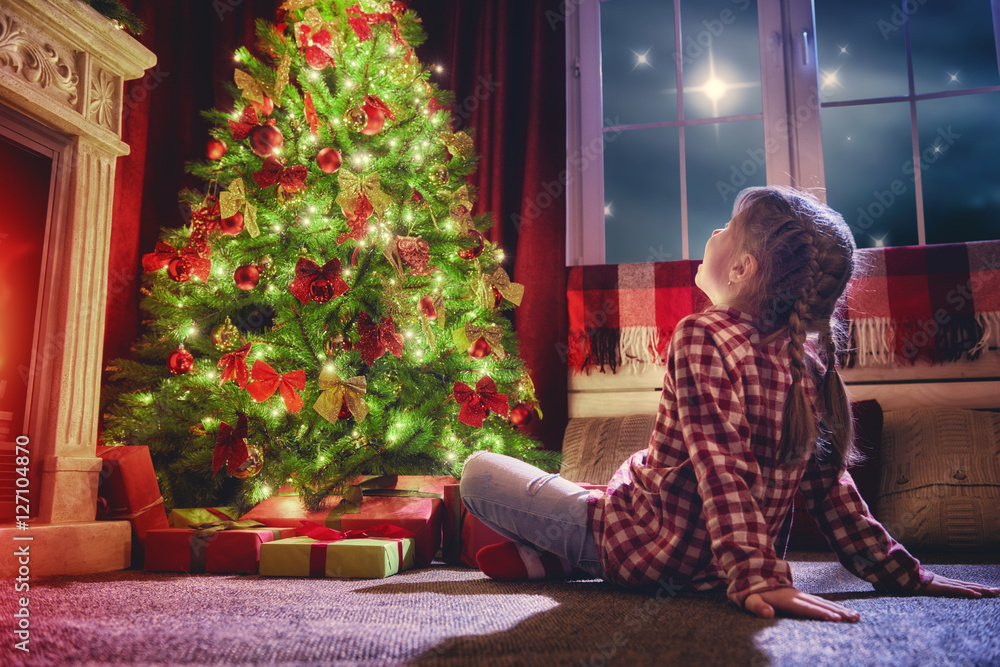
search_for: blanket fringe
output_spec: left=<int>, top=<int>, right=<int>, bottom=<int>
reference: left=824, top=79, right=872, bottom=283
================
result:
left=970, top=311, right=1000, bottom=357
left=848, top=317, right=894, bottom=367
left=619, top=326, right=664, bottom=371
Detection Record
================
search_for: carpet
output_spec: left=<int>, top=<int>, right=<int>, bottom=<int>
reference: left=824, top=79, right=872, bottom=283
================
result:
left=2, top=555, right=998, bottom=666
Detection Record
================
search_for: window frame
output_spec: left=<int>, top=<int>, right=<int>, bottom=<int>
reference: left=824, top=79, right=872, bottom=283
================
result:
left=566, top=0, right=1000, bottom=265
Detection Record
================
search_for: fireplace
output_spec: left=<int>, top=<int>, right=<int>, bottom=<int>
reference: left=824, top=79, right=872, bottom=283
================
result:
left=0, top=0, right=155, bottom=576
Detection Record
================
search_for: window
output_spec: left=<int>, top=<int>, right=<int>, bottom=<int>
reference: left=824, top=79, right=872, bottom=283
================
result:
left=566, top=0, right=1000, bottom=265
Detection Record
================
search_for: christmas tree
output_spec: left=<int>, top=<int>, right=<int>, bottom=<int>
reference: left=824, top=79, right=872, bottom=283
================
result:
left=102, top=0, right=555, bottom=512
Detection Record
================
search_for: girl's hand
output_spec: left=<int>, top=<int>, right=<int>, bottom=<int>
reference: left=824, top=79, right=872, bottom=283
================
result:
left=920, top=573, right=1000, bottom=598
left=744, top=587, right=860, bottom=622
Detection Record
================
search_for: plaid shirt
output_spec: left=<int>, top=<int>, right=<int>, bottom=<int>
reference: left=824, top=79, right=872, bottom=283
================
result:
left=589, top=306, right=929, bottom=606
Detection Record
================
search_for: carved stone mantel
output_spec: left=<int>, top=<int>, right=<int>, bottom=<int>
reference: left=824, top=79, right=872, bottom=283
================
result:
left=0, top=0, right=155, bottom=577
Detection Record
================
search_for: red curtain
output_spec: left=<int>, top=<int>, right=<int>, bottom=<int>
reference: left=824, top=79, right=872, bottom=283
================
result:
left=107, top=1, right=567, bottom=450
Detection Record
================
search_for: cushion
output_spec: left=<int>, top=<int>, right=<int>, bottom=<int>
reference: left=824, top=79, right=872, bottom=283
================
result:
left=560, top=414, right=656, bottom=484
left=875, top=408, right=1000, bottom=552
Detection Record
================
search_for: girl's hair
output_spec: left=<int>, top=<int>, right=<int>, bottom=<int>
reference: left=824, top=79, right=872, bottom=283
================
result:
left=729, top=186, right=857, bottom=468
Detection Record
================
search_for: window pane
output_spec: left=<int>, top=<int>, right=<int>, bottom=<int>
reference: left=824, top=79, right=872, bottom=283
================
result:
left=601, top=0, right=678, bottom=126
left=815, top=1, right=908, bottom=103
left=685, top=120, right=766, bottom=260
left=821, top=103, right=917, bottom=249
left=910, top=1, right=1000, bottom=95
left=918, top=92, right=1000, bottom=244
left=680, top=0, right=762, bottom=120
left=604, top=126, right=681, bottom=264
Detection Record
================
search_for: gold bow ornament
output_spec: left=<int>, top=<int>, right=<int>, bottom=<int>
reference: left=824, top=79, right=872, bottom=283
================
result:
left=219, top=178, right=260, bottom=237
left=486, top=267, right=524, bottom=307
left=336, top=169, right=393, bottom=221
left=438, top=131, right=474, bottom=160
left=453, top=322, right=505, bottom=359
left=314, top=367, right=369, bottom=423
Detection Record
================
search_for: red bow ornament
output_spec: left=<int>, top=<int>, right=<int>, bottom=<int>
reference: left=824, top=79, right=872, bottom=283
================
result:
left=228, top=106, right=261, bottom=141
left=304, top=92, right=321, bottom=136
left=141, top=242, right=212, bottom=282
left=346, top=4, right=402, bottom=43
left=453, top=376, right=509, bottom=428
left=218, top=342, right=252, bottom=389
left=357, top=312, right=404, bottom=366
left=288, top=257, right=350, bottom=304
left=246, top=360, right=306, bottom=413
left=253, top=156, right=308, bottom=192
left=337, top=195, right=373, bottom=246
left=362, top=94, right=396, bottom=123
left=302, top=26, right=334, bottom=70
left=213, top=413, right=250, bottom=476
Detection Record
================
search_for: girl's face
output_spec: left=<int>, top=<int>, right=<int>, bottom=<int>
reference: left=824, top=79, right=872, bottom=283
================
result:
left=696, top=218, right=740, bottom=305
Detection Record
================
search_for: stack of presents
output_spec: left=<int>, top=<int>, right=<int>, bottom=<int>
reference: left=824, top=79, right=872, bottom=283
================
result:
left=96, top=445, right=586, bottom=578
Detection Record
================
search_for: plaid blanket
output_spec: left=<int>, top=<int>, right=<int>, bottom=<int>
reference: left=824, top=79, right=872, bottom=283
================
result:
left=567, top=240, right=1000, bottom=372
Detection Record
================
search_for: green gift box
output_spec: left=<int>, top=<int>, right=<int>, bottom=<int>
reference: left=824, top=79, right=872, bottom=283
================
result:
left=168, top=507, right=239, bottom=529
left=259, top=534, right=415, bottom=578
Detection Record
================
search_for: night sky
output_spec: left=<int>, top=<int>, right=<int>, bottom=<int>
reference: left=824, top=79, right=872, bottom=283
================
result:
left=599, top=0, right=1000, bottom=263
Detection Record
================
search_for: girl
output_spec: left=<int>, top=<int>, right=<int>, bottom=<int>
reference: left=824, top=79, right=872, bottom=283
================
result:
left=460, top=185, right=998, bottom=621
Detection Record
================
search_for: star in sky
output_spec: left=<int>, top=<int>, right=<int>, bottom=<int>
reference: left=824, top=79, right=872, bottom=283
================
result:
left=947, top=70, right=961, bottom=84
left=631, top=48, right=653, bottom=70
left=604, top=202, right=614, bottom=217
left=838, top=43, right=850, bottom=55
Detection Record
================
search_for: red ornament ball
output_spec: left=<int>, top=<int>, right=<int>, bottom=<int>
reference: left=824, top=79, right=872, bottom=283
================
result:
left=219, top=212, right=244, bottom=235
left=468, top=336, right=491, bottom=359
left=419, top=296, right=437, bottom=320
left=233, top=444, right=263, bottom=479
left=167, top=347, right=194, bottom=375
left=249, top=124, right=284, bottom=157
left=310, top=278, right=335, bottom=303
left=360, top=103, right=386, bottom=135
left=492, top=287, right=503, bottom=308
left=252, top=95, right=274, bottom=117
left=338, top=398, right=352, bottom=420
left=167, top=257, right=192, bottom=282
left=458, top=230, right=485, bottom=259
left=316, top=147, right=342, bottom=174
left=510, top=403, right=534, bottom=427
left=206, top=138, right=227, bottom=160
left=233, top=264, right=260, bottom=291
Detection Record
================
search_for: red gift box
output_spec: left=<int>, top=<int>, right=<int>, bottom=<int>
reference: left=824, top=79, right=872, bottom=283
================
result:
left=96, top=445, right=170, bottom=565
left=145, top=524, right=296, bottom=574
left=240, top=475, right=454, bottom=568
left=443, top=481, right=608, bottom=568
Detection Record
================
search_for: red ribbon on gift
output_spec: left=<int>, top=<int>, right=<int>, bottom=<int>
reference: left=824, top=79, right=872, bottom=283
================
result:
left=297, top=521, right=414, bottom=577
left=346, top=4, right=402, bottom=43
left=288, top=257, right=350, bottom=304
left=218, top=342, right=252, bottom=388
left=357, top=312, right=404, bottom=366
left=141, top=242, right=212, bottom=282
left=213, top=413, right=249, bottom=476
left=253, top=157, right=308, bottom=192
left=246, top=360, right=306, bottom=413
left=453, top=375, right=509, bottom=428
left=228, top=106, right=261, bottom=141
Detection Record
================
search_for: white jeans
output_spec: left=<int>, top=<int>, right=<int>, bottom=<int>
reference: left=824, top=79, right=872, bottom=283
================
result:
left=460, top=451, right=605, bottom=578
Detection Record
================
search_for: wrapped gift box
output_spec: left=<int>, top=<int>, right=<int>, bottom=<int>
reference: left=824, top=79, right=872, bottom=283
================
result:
left=443, top=481, right=608, bottom=568
left=144, top=523, right=296, bottom=574
left=168, top=507, right=239, bottom=529
left=241, top=475, right=453, bottom=568
left=259, top=535, right=415, bottom=578
left=96, top=445, right=170, bottom=565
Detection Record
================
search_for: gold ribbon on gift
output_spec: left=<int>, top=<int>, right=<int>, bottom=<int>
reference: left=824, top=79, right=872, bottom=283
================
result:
left=219, top=178, right=260, bottom=237
left=455, top=322, right=505, bottom=358
left=314, top=367, right=369, bottom=423
left=336, top=170, right=393, bottom=220
left=486, top=267, right=524, bottom=307
left=191, top=519, right=265, bottom=537
left=438, top=131, right=474, bottom=160
left=323, top=475, right=444, bottom=530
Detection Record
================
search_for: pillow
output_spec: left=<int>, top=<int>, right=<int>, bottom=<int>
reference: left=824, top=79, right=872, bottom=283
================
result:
left=560, top=414, right=657, bottom=484
left=875, top=408, right=1000, bottom=552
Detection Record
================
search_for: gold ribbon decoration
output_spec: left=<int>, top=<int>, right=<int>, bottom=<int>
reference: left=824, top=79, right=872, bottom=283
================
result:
left=464, top=322, right=505, bottom=359
left=314, top=367, right=369, bottom=423
left=272, top=53, right=291, bottom=105
left=486, top=267, right=524, bottom=306
left=191, top=519, right=265, bottom=537
left=219, top=178, right=260, bottom=237
left=447, top=185, right=475, bottom=233
left=234, top=69, right=267, bottom=105
left=438, top=131, right=474, bottom=160
left=281, top=0, right=316, bottom=11
left=336, top=170, right=393, bottom=221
